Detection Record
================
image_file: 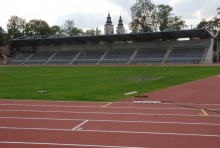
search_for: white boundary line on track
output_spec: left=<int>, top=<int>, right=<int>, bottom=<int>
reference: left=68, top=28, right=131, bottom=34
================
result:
left=0, top=141, right=145, bottom=148
left=0, top=109, right=220, bottom=117
left=1, top=116, right=220, bottom=126
left=72, top=120, right=88, bottom=130
left=0, top=103, right=204, bottom=110
left=1, top=99, right=220, bottom=106
left=0, top=126, right=220, bottom=138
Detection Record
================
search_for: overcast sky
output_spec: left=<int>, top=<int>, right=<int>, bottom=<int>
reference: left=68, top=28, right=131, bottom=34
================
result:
left=0, top=0, right=219, bottom=32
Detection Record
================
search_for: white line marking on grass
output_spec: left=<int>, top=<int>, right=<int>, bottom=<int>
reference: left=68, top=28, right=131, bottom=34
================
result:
left=0, top=141, right=145, bottom=148
left=0, top=126, right=220, bottom=138
left=1, top=109, right=220, bottom=117
left=124, top=91, right=138, bottom=95
left=72, top=120, right=88, bottom=130
left=1, top=116, right=220, bottom=126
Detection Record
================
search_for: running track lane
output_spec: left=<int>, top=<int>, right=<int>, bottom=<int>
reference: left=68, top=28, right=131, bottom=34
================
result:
left=0, top=128, right=220, bottom=148
left=0, top=100, right=220, bottom=147
left=1, top=109, right=220, bottom=124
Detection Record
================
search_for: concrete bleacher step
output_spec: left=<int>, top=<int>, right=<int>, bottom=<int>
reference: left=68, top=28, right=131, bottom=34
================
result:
left=70, top=51, right=81, bottom=64
left=127, top=49, right=138, bottom=64
left=46, top=52, right=57, bottom=64
left=162, top=48, right=172, bottom=64
left=22, top=53, right=34, bottom=65
left=97, top=50, right=109, bottom=65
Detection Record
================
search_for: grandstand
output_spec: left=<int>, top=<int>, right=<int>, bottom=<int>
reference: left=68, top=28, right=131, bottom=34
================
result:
left=9, top=29, right=215, bottom=65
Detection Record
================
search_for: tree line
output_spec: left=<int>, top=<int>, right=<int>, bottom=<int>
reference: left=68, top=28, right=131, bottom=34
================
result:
left=0, top=17, right=101, bottom=46
left=0, top=0, right=219, bottom=47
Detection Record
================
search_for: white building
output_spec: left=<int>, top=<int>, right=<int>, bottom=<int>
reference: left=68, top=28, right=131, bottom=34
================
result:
left=104, top=13, right=114, bottom=35
left=116, top=16, right=125, bottom=34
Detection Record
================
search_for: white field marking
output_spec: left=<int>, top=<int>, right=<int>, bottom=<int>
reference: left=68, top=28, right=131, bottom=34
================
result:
left=0, top=141, right=145, bottom=148
left=1, top=116, right=220, bottom=126
left=1, top=109, right=220, bottom=117
left=0, top=126, right=220, bottom=138
left=72, top=120, right=88, bottom=130
left=124, top=91, right=138, bottom=95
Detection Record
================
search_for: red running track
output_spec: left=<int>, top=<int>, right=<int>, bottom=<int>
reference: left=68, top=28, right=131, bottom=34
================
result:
left=0, top=75, right=220, bottom=147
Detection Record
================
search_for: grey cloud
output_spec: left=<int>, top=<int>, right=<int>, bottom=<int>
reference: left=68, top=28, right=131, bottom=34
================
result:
left=55, top=13, right=131, bottom=30
left=108, top=0, right=136, bottom=12
left=56, top=13, right=106, bottom=28
left=165, top=0, right=220, bottom=24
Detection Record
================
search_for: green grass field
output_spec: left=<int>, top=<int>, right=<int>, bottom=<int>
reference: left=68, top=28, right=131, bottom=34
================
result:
left=0, top=66, right=219, bottom=102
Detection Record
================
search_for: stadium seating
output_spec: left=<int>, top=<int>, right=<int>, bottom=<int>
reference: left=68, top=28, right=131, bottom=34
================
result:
left=131, top=48, right=167, bottom=65
left=11, top=53, right=33, bottom=65
left=10, top=39, right=212, bottom=65
left=48, top=51, right=79, bottom=65
left=166, top=46, right=205, bottom=64
left=73, top=50, right=105, bottom=65
left=23, top=52, right=54, bottom=65
left=100, top=49, right=134, bottom=64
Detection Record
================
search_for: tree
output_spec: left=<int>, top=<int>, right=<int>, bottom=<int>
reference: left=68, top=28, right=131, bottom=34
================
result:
left=197, top=18, right=220, bottom=35
left=157, top=4, right=185, bottom=31
left=169, top=16, right=185, bottom=30
left=62, top=19, right=75, bottom=35
left=130, top=0, right=157, bottom=32
left=130, top=1, right=185, bottom=32
left=157, top=4, right=172, bottom=31
left=85, top=28, right=101, bottom=35
left=71, top=27, right=84, bottom=35
left=7, top=16, right=26, bottom=38
left=26, top=19, right=52, bottom=36
left=51, top=25, right=62, bottom=35
left=218, top=7, right=220, bottom=15
left=0, top=27, right=5, bottom=46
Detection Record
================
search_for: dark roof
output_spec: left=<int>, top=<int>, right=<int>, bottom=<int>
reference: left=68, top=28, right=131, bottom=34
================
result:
left=10, top=29, right=214, bottom=47
left=0, top=46, right=11, bottom=56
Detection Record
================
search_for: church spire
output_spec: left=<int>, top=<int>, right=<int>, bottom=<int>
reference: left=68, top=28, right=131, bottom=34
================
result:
left=116, top=15, right=125, bottom=34
left=106, top=13, right=112, bottom=24
left=118, top=15, right=123, bottom=27
left=104, top=13, right=114, bottom=35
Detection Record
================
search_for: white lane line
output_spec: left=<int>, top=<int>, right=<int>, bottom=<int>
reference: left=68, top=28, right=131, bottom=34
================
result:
left=72, top=120, right=88, bottom=130
left=0, top=126, right=220, bottom=138
left=0, top=104, right=201, bottom=110
left=0, top=99, right=109, bottom=104
left=80, top=129, right=220, bottom=138
left=1, top=116, right=220, bottom=126
left=1, top=99, right=220, bottom=106
left=0, top=103, right=207, bottom=110
left=0, top=109, right=220, bottom=117
left=0, top=141, right=145, bottom=148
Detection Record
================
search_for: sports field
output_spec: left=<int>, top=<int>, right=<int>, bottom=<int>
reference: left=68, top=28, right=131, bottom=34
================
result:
left=0, top=66, right=220, bottom=102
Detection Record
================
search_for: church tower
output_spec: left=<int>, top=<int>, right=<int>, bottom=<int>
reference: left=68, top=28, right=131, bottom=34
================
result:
left=104, top=13, right=114, bottom=35
left=116, top=16, right=125, bottom=34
